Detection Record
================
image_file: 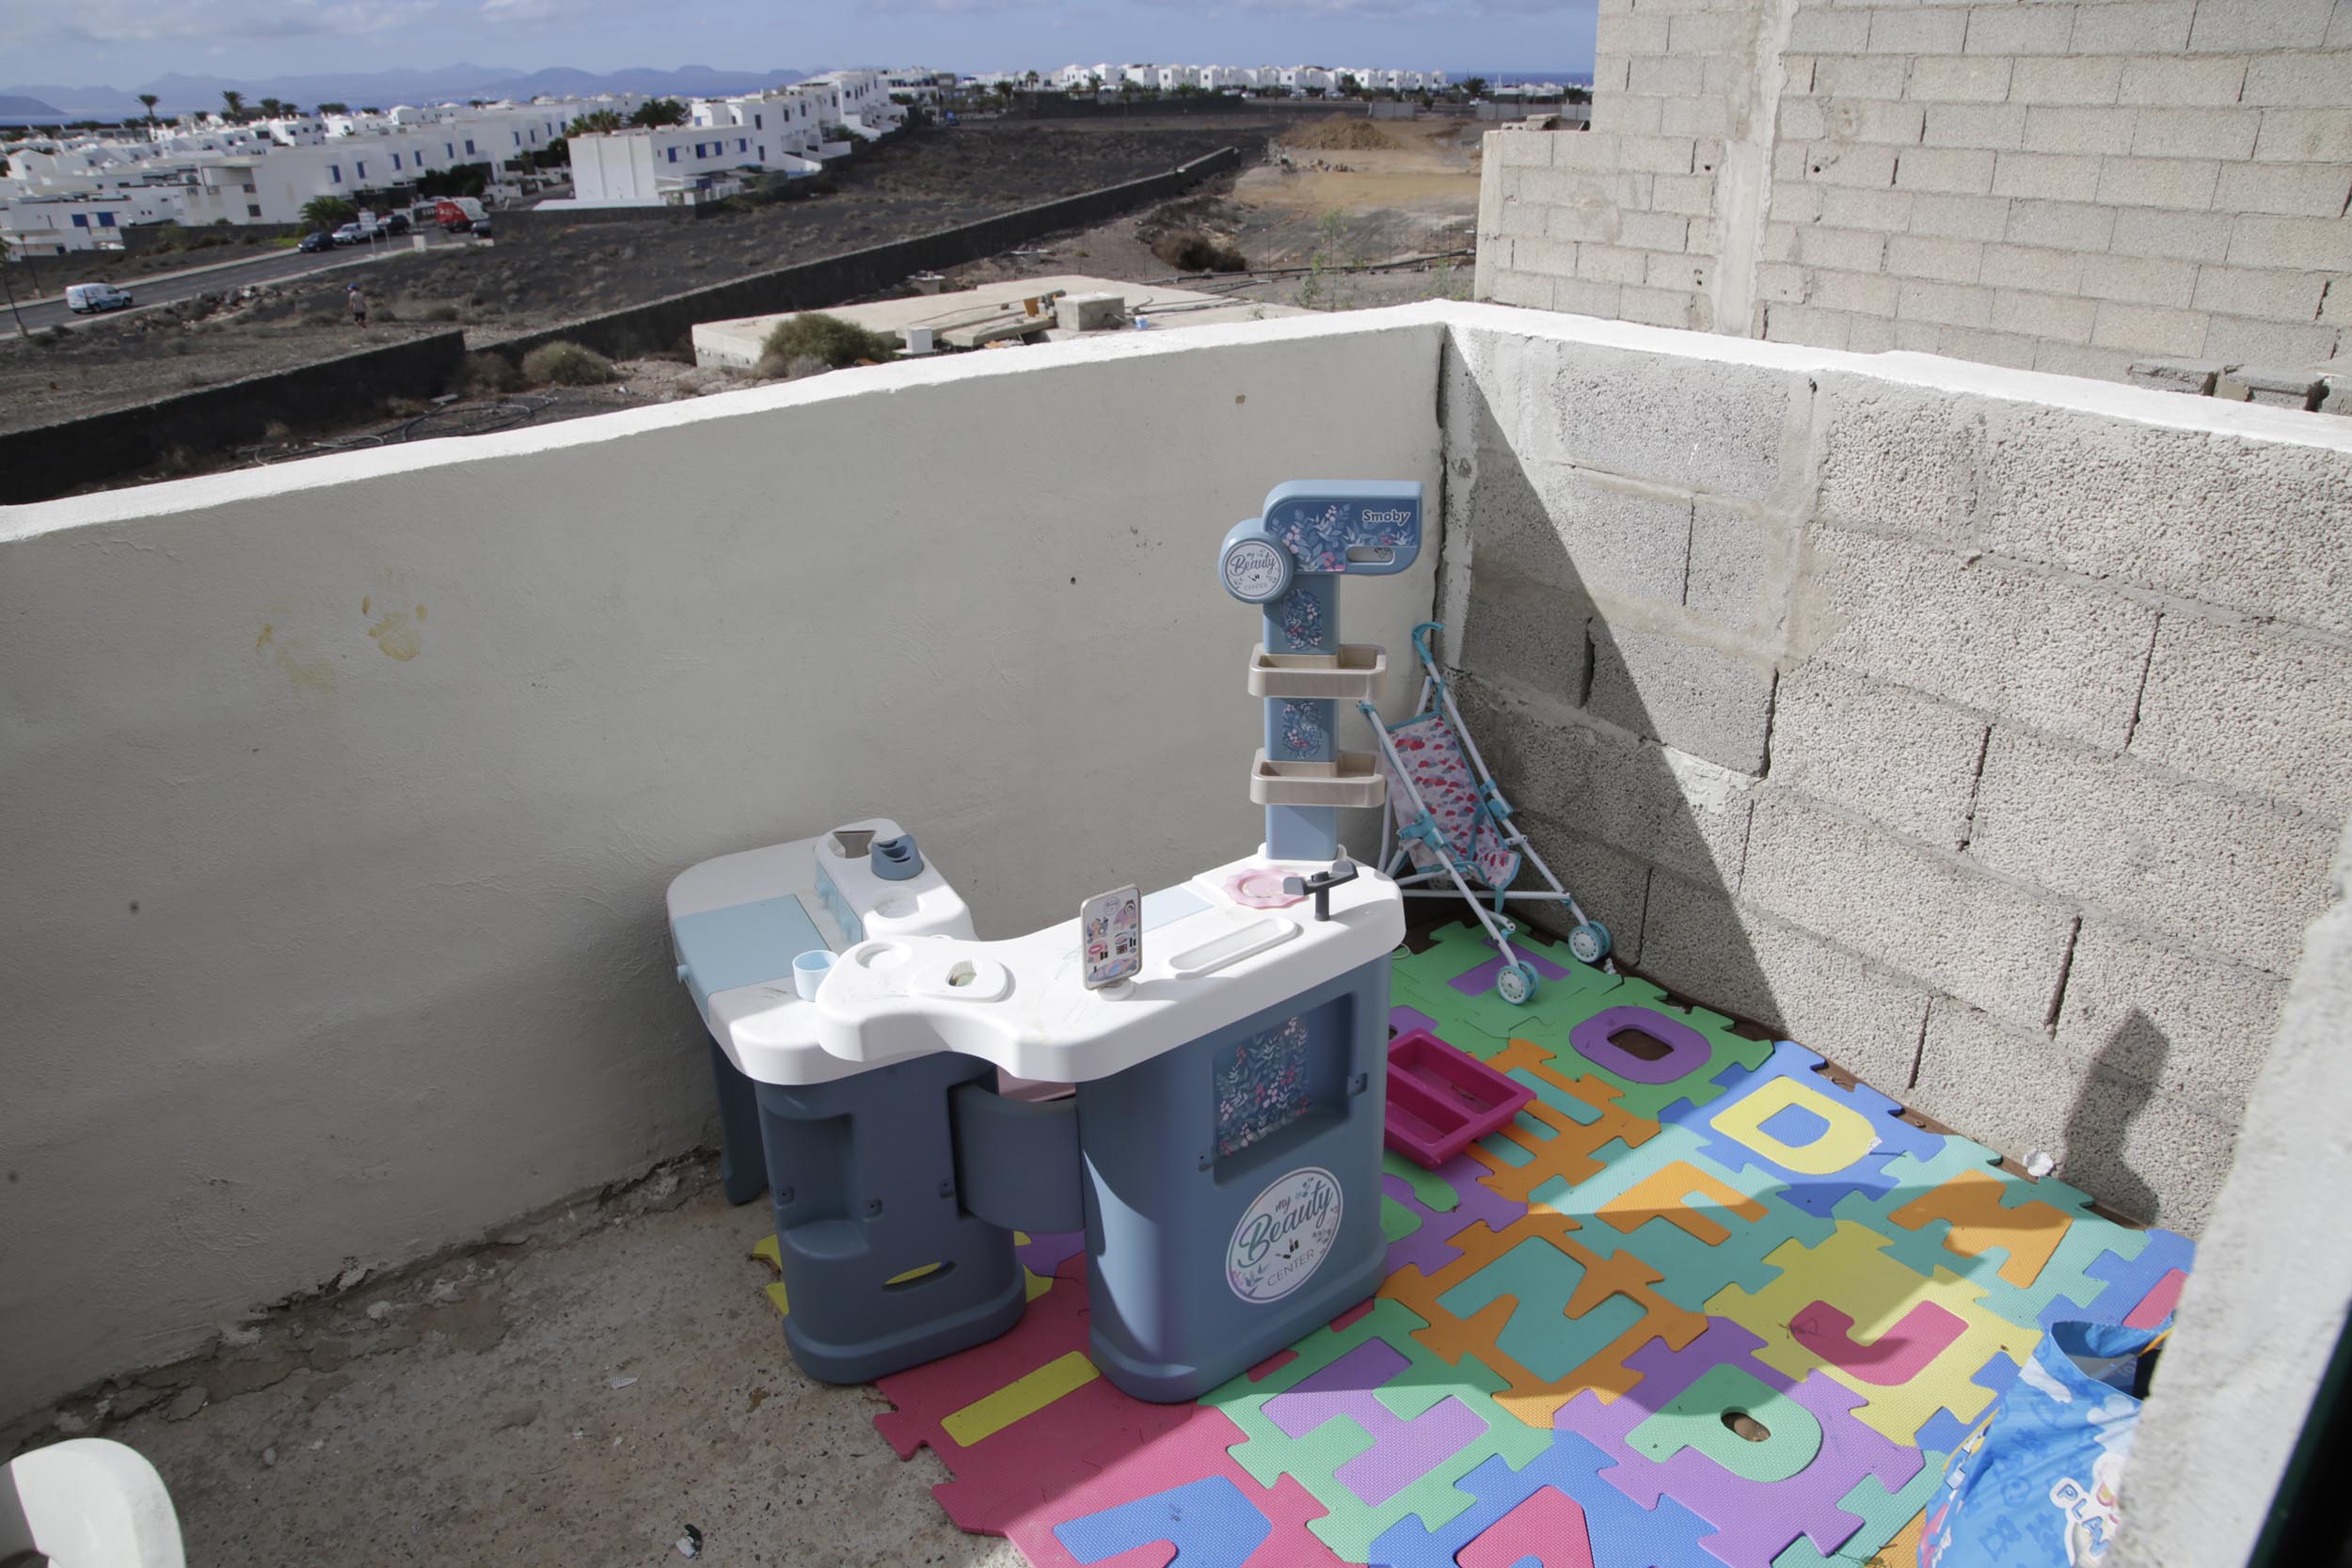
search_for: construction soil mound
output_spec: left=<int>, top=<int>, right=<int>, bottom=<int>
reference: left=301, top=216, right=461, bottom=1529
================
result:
left=1277, top=119, right=1399, bottom=152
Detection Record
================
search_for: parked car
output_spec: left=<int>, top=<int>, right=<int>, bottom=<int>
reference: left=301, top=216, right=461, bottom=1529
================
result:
left=468, top=217, right=493, bottom=240
left=330, top=220, right=373, bottom=246
left=63, top=282, right=134, bottom=314
left=383, top=212, right=411, bottom=235
left=297, top=230, right=336, bottom=253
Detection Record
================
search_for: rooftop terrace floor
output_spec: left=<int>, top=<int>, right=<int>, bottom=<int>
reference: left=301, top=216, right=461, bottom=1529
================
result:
left=10, top=919, right=2189, bottom=1568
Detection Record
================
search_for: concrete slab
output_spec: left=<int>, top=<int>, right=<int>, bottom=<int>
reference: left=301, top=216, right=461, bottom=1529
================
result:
left=692, top=274, right=1308, bottom=367
left=3, top=1158, right=1020, bottom=1568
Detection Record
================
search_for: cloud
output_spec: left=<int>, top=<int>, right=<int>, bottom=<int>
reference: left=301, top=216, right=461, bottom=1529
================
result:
left=859, top=0, right=1059, bottom=14
left=1133, top=0, right=1587, bottom=17
left=1, top=0, right=444, bottom=45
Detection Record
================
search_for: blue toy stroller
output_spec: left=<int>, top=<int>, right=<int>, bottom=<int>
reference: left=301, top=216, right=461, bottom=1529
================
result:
left=1357, top=622, right=1613, bottom=1006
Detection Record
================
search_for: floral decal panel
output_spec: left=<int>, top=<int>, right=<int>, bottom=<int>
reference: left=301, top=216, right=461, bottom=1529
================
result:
left=1214, top=1013, right=1313, bottom=1158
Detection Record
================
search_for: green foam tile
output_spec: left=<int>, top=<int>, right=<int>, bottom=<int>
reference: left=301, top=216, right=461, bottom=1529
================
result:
left=1205, top=1295, right=1549, bottom=1562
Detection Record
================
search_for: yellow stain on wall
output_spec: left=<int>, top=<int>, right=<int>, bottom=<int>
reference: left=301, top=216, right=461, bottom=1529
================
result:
left=367, top=605, right=424, bottom=660
left=940, top=1351, right=1098, bottom=1447
left=254, top=624, right=335, bottom=695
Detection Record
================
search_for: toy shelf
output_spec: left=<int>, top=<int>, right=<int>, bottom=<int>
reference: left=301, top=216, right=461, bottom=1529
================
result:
left=1247, top=644, right=1389, bottom=702
left=1249, top=752, right=1387, bottom=809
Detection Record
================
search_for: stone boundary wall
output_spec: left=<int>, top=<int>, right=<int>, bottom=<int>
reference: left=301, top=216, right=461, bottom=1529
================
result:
left=1477, top=0, right=2352, bottom=387
left=483, top=146, right=1244, bottom=363
left=1004, top=95, right=1335, bottom=119
left=120, top=220, right=311, bottom=256
left=0, top=331, right=468, bottom=505
left=1437, top=314, right=2352, bottom=1230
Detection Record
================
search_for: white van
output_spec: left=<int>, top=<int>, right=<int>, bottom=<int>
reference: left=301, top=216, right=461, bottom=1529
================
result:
left=64, top=282, right=135, bottom=314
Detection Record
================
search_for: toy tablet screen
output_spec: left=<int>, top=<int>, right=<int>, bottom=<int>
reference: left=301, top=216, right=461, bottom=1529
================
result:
left=1079, top=885, right=1142, bottom=989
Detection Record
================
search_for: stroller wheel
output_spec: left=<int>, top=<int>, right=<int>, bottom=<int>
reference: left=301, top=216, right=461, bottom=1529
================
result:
left=1568, top=921, right=1612, bottom=965
left=1497, top=961, right=1538, bottom=1006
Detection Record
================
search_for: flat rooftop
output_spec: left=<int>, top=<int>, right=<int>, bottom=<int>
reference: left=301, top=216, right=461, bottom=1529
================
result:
left=691, top=273, right=1306, bottom=366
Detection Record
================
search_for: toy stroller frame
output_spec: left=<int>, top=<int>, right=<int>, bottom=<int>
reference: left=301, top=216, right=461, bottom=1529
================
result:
left=1358, top=622, right=1614, bottom=1006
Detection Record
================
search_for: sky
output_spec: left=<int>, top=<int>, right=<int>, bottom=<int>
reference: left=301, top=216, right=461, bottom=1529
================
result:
left=0, top=0, right=1597, bottom=89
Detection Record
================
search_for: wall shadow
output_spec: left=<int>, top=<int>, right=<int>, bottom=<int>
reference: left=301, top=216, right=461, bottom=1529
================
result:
left=2062, top=1009, right=2167, bottom=1225
left=1422, top=333, right=1781, bottom=1063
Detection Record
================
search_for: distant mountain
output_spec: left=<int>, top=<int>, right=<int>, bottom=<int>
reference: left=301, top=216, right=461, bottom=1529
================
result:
left=0, top=94, right=67, bottom=123
left=0, top=64, right=808, bottom=120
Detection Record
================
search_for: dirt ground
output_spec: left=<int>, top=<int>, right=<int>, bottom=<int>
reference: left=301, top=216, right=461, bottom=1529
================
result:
left=0, top=119, right=1274, bottom=436
left=8, top=113, right=1489, bottom=493
left=939, top=114, right=1485, bottom=316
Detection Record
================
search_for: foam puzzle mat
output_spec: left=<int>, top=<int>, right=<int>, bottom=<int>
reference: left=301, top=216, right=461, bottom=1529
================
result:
left=752, top=922, right=2194, bottom=1568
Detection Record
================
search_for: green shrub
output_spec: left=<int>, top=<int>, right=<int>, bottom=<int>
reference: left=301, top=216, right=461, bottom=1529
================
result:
left=755, top=312, right=898, bottom=376
left=519, top=341, right=617, bottom=387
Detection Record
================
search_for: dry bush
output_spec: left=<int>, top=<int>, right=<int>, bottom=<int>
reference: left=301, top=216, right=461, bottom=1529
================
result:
left=519, top=341, right=618, bottom=387
left=463, top=353, right=522, bottom=396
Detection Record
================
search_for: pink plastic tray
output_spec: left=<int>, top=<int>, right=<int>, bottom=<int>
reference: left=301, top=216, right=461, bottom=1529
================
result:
left=1383, top=1027, right=1535, bottom=1169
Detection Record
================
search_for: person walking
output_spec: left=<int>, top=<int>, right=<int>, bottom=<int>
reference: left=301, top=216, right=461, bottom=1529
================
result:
left=347, top=283, right=368, bottom=329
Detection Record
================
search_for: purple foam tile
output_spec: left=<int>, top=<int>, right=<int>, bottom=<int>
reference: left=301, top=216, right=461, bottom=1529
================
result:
left=1451, top=948, right=1571, bottom=998
left=1268, top=1338, right=1413, bottom=1428
left=1392, top=1002, right=1440, bottom=1037
left=1331, top=1395, right=1486, bottom=1508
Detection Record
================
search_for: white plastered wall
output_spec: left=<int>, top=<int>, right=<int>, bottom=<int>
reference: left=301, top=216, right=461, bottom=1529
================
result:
left=0, top=313, right=1443, bottom=1416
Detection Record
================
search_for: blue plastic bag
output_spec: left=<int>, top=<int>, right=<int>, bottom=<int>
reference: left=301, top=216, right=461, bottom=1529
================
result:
left=1920, top=1320, right=2167, bottom=1568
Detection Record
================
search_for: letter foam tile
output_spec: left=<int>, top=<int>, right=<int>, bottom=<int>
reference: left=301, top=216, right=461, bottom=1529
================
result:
left=1705, top=1223, right=2042, bottom=1448
left=1028, top=1413, right=1345, bottom=1568
left=1390, top=942, right=1772, bottom=1127
left=1465, top=1042, right=1661, bottom=1206
left=1205, top=1296, right=1553, bottom=1562
left=1363, top=1440, right=1724, bottom=1568
left=1379, top=1212, right=1708, bottom=1429
left=1526, top=1117, right=1837, bottom=1313
left=875, top=1257, right=1201, bottom=1535
left=1381, top=1155, right=1530, bottom=1280
left=1826, top=1140, right=2189, bottom=1333
left=853, top=933, right=2195, bottom=1568
left=2087, top=1227, right=2195, bottom=1330
left=1552, top=1318, right=1924, bottom=1568
left=1678, top=1040, right=1949, bottom=1218
left=1762, top=1444, right=1948, bottom=1568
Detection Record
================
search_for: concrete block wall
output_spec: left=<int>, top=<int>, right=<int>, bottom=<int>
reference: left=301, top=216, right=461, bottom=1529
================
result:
left=1477, top=0, right=2352, bottom=387
left=1438, top=312, right=2351, bottom=1231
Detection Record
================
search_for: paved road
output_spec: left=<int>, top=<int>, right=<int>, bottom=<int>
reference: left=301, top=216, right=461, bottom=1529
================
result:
left=2, top=233, right=472, bottom=336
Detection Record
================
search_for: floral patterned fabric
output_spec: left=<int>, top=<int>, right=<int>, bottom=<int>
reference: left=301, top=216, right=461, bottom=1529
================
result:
left=1214, top=1014, right=1313, bottom=1158
left=1377, top=711, right=1521, bottom=890
left=1272, top=502, right=1411, bottom=574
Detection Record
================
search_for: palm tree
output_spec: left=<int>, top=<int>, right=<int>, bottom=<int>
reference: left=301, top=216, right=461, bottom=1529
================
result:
left=256, top=97, right=287, bottom=120
left=137, top=92, right=159, bottom=127
left=219, top=89, right=246, bottom=122
left=316, top=102, right=349, bottom=115
left=567, top=109, right=624, bottom=135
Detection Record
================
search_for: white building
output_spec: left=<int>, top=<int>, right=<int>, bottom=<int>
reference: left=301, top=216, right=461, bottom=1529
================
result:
left=557, top=76, right=915, bottom=210
left=0, top=189, right=183, bottom=254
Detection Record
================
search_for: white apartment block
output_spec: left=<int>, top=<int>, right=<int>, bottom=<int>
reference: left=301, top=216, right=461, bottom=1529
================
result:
left=558, top=72, right=909, bottom=209
left=1, top=96, right=648, bottom=244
